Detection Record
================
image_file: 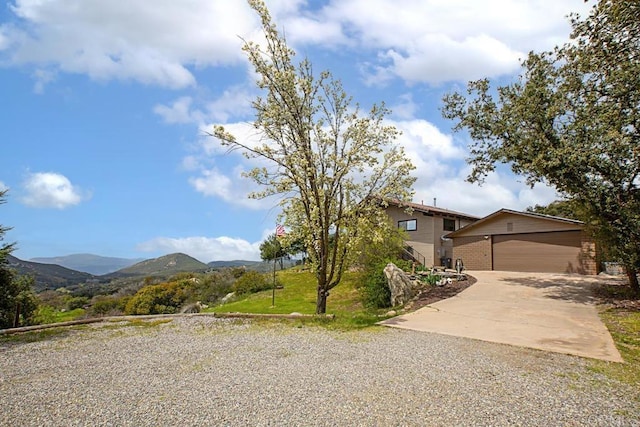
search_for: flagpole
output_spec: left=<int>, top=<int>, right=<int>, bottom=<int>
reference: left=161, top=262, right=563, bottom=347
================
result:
left=273, top=224, right=285, bottom=308
left=272, top=225, right=278, bottom=308
left=272, top=254, right=276, bottom=308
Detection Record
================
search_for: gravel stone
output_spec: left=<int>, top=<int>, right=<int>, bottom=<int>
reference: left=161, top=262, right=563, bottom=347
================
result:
left=1, top=317, right=638, bottom=426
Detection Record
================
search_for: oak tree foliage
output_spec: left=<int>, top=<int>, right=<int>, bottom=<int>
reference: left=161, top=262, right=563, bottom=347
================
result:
left=0, top=190, right=38, bottom=328
left=212, top=0, right=415, bottom=313
left=442, top=0, right=640, bottom=292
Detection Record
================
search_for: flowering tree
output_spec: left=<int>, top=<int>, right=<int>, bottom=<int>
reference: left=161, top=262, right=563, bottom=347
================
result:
left=213, top=0, right=415, bottom=313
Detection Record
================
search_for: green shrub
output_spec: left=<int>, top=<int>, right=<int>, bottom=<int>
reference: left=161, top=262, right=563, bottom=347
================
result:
left=33, top=305, right=57, bottom=325
left=421, top=274, right=439, bottom=286
left=186, top=271, right=235, bottom=304
left=359, top=261, right=392, bottom=309
left=90, top=295, right=130, bottom=316
left=66, top=296, right=90, bottom=311
left=232, top=271, right=271, bottom=295
left=393, top=259, right=413, bottom=272
left=125, top=280, right=188, bottom=315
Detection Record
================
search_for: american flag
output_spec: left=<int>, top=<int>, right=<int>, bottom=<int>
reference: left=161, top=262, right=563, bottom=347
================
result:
left=275, top=224, right=286, bottom=237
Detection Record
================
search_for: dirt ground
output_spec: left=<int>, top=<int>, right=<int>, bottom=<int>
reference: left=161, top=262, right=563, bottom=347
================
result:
left=404, top=275, right=477, bottom=311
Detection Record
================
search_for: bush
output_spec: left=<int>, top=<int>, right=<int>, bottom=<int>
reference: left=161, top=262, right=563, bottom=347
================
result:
left=89, top=295, right=130, bottom=316
left=66, top=296, right=90, bottom=311
left=33, top=305, right=57, bottom=325
left=124, top=280, right=188, bottom=315
left=421, top=274, right=439, bottom=286
left=359, top=261, right=392, bottom=309
left=232, top=271, right=271, bottom=295
left=393, top=259, right=413, bottom=272
left=187, top=271, right=235, bottom=304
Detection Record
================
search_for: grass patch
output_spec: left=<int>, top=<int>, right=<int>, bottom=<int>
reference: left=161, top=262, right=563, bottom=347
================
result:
left=590, top=308, right=640, bottom=390
left=208, top=269, right=387, bottom=330
left=0, top=327, right=72, bottom=344
left=54, top=308, right=86, bottom=323
left=126, top=319, right=173, bottom=328
left=108, top=319, right=174, bottom=328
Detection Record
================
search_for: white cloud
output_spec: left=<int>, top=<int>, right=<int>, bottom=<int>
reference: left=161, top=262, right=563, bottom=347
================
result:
left=154, top=86, right=253, bottom=126
left=3, top=0, right=260, bottom=88
left=181, top=121, right=281, bottom=210
left=391, top=118, right=466, bottom=184
left=321, top=0, right=591, bottom=85
left=381, top=34, right=522, bottom=85
left=32, top=68, right=56, bottom=94
left=412, top=167, right=560, bottom=217
left=21, top=172, right=88, bottom=209
left=136, top=236, right=261, bottom=263
left=188, top=164, right=275, bottom=210
left=0, top=181, right=8, bottom=192
left=153, top=97, right=203, bottom=125
left=1, top=0, right=592, bottom=88
left=204, top=86, right=254, bottom=123
left=390, top=93, right=418, bottom=120
left=0, top=26, right=10, bottom=51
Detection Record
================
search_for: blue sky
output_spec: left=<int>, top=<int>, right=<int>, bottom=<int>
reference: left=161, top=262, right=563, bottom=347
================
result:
left=0, top=0, right=592, bottom=263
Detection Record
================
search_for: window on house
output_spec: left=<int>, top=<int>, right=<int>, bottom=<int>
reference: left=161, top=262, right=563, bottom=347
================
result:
left=398, top=219, right=417, bottom=231
left=443, top=218, right=456, bottom=231
left=507, top=222, right=513, bottom=232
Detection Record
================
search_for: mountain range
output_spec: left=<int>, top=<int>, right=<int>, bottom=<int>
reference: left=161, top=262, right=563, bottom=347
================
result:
left=30, top=253, right=144, bottom=275
left=6, top=252, right=267, bottom=292
left=6, top=254, right=96, bottom=292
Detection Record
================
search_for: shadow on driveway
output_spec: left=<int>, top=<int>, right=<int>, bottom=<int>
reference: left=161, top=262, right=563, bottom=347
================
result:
left=379, top=271, right=623, bottom=362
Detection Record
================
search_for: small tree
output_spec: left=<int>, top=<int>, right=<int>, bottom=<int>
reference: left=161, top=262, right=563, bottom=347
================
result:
left=213, top=0, right=415, bottom=313
left=442, top=0, right=640, bottom=292
left=259, top=233, right=287, bottom=269
left=0, top=190, right=38, bottom=328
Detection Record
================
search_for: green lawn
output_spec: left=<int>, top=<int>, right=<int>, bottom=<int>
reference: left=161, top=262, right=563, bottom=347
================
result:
left=54, top=308, right=86, bottom=323
left=206, top=269, right=384, bottom=328
left=590, top=309, right=640, bottom=390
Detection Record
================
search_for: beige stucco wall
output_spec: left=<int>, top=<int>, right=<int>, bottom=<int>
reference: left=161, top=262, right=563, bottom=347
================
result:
left=386, top=205, right=476, bottom=267
left=453, top=212, right=581, bottom=237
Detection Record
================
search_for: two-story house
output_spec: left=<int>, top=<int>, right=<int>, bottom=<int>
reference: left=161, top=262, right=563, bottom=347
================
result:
left=384, top=200, right=480, bottom=268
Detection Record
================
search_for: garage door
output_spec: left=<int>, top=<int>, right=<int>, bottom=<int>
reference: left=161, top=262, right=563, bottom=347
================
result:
left=492, top=231, right=583, bottom=273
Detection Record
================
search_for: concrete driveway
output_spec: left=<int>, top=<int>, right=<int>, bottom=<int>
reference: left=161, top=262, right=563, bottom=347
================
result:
left=380, top=271, right=623, bottom=362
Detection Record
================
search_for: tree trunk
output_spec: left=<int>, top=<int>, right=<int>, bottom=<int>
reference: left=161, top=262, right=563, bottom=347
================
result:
left=13, top=302, right=20, bottom=328
left=316, top=287, right=327, bottom=314
left=626, top=267, right=639, bottom=294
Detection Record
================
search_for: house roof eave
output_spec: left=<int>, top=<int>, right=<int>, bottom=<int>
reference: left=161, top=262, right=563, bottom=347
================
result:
left=445, top=208, right=585, bottom=238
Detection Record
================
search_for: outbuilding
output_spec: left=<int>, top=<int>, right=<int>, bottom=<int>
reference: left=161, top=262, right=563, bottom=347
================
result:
left=446, top=209, right=597, bottom=275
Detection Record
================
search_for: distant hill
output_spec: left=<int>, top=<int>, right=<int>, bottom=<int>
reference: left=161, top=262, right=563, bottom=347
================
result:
left=6, top=254, right=95, bottom=292
left=30, top=253, right=144, bottom=275
left=110, top=253, right=209, bottom=277
left=208, top=259, right=299, bottom=272
left=207, top=260, right=263, bottom=269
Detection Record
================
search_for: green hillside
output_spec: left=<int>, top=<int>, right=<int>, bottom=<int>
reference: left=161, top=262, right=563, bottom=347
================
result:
left=6, top=255, right=95, bottom=292
left=111, top=253, right=209, bottom=277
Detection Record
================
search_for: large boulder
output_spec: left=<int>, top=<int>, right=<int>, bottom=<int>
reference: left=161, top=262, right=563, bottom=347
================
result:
left=384, top=263, right=416, bottom=307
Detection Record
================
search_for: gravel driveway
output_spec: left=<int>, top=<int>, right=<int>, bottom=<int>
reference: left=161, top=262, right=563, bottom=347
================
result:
left=1, top=317, right=638, bottom=426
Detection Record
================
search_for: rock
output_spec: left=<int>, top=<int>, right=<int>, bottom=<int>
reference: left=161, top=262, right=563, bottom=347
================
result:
left=180, top=301, right=202, bottom=314
left=385, top=310, right=397, bottom=317
left=220, top=292, right=236, bottom=304
left=384, top=263, right=416, bottom=307
left=436, top=277, right=452, bottom=287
